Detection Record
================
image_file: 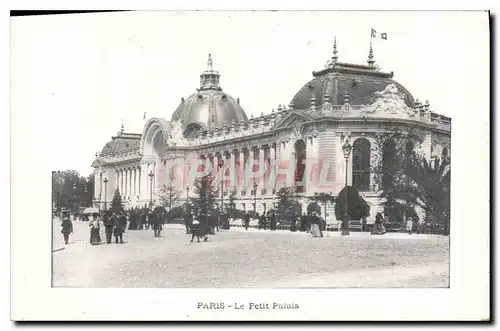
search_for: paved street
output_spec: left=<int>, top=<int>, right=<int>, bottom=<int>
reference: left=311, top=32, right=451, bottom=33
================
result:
left=52, top=219, right=449, bottom=288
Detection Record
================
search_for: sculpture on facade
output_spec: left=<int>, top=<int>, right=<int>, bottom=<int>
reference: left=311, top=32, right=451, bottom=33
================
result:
left=361, top=84, right=417, bottom=118
left=166, top=120, right=188, bottom=146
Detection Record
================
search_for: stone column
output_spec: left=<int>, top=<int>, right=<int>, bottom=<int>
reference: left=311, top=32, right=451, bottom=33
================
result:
left=238, top=148, right=244, bottom=193
left=123, top=169, right=127, bottom=197
left=131, top=168, right=134, bottom=197
left=93, top=174, right=99, bottom=200
left=133, top=168, right=136, bottom=196
left=269, top=143, right=276, bottom=192
left=130, top=169, right=133, bottom=197
left=117, top=170, right=121, bottom=195
left=138, top=166, right=142, bottom=197
left=230, top=150, right=236, bottom=191
left=123, top=169, right=130, bottom=198
left=258, top=145, right=265, bottom=194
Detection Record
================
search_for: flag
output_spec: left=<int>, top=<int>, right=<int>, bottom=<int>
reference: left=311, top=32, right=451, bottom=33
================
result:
left=371, top=29, right=387, bottom=40
left=143, top=112, right=146, bottom=120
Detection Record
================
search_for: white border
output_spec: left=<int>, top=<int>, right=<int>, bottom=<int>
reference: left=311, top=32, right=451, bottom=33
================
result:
left=8, top=7, right=491, bottom=322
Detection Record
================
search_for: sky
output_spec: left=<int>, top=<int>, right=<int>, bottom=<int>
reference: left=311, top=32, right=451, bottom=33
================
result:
left=11, top=11, right=489, bottom=176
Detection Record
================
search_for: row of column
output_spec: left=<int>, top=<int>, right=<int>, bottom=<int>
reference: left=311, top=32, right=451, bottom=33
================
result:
left=115, top=167, right=142, bottom=198
left=200, top=143, right=279, bottom=195
left=138, top=161, right=156, bottom=201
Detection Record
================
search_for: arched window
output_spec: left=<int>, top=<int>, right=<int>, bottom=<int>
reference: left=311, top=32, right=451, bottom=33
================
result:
left=352, top=138, right=371, bottom=191
left=183, top=123, right=202, bottom=138
left=294, top=139, right=307, bottom=192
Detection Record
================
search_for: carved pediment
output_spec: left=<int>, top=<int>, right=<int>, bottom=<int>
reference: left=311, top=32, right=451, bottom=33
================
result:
left=360, top=84, right=417, bottom=119
left=273, top=110, right=316, bottom=130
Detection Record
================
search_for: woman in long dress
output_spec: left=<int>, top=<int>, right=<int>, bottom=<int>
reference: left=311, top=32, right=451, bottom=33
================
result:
left=89, top=213, right=101, bottom=245
left=371, top=212, right=387, bottom=235
left=309, top=212, right=324, bottom=237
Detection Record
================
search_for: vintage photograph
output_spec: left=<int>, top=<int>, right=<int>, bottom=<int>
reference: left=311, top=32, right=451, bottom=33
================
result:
left=42, top=11, right=457, bottom=289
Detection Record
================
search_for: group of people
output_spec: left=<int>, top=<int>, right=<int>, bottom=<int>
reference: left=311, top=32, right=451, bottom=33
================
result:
left=240, top=211, right=325, bottom=237
left=58, top=208, right=166, bottom=246
left=371, top=212, right=416, bottom=235
left=89, top=211, right=128, bottom=244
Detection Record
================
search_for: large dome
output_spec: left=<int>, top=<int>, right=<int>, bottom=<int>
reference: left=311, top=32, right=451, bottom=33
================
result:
left=291, top=40, right=415, bottom=109
left=171, top=54, right=247, bottom=130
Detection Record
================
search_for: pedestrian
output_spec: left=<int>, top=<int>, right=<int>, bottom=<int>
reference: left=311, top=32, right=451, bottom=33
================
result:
left=406, top=217, right=414, bottom=235
left=244, top=213, right=250, bottom=231
left=371, top=212, right=386, bottom=235
left=151, top=211, right=162, bottom=238
left=258, top=213, right=267, bottom=230
left=184, top=210, right=193, bottom=234
left=309, top=211, right=323, bottom=237
left=89, top=213, right=101, bottom=245
left=113, top=213, right=126, bottom=243
left=290, top=215, right=297, bottom=232
left=270, top=212, right=277, bottom=231
left=144, top=211, right=150, bottom=230
left=103, top=212, right=115, bottom=244
left=60, top=210, right=73, bottom=245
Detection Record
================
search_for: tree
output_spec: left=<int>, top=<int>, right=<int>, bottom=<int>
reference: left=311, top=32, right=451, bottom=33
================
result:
left=371, top=128, right=424, bottom=225
left=335, top=186, right=370, bottom=229
left=306, top=202, right=321, bottom=215
left=402, top=156, right=451, bottom=235
left=155, top=184, right=180, bottom=211
left=111, top=188, right=124, bottom=214
left=52, top=170, right=94, bottom=213
left=190, top=175, right=219, bottom=220
left=225, top=192, right=244, bottom=219
left=275, top=188, right=302, bottom=224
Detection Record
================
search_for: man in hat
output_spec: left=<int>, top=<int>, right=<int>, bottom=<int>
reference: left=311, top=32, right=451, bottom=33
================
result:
left=60, top=209, right=73, bottom=245
left=244, top=213, right=250, bottom=231
left=103, top=211, right=115, bottom=244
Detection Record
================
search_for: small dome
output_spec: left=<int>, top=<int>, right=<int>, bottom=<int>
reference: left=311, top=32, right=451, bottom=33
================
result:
left=171, top=54, right=248, bottom=129
left=100, top=133, right=141, bottom=156
left=291, top=40, right=415, bottom=109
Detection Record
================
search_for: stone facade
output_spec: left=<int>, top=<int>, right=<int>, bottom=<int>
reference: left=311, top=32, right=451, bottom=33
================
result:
left=91, top=46, right=451, bottom=222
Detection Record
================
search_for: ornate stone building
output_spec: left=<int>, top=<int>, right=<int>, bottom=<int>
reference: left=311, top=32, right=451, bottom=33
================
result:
left=91, top=41, right=451, bottom=220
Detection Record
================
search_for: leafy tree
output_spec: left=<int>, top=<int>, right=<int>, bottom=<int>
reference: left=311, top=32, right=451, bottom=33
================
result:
left=371, top=128, right=424, bottom=225
left=190, top=175, right=219, bottom=219
left=335, top=186, right=370, bottom=227
left=52, top=170, right=94, bottom=213
left=306, top=202, right=321, bottom=215
left=224, top=192, right=244, bottom=219
left=111, top=188, right=124, bottom=214
left=155, top=184, right=180, bottom=211
left=402, top=156, right=451, bottom=235
left=275, top=188, right=302, bottom=223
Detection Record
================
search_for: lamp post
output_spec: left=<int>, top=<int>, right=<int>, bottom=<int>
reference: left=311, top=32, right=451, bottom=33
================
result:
left=148, top=171, right=154, bottom=210
left=186, top=186, right=190, bottom=206
left=103, top=177, right=108, bottom=211
left=253, top=181, right=258, bottom=215
left=341, top=138, right=353, bottom=236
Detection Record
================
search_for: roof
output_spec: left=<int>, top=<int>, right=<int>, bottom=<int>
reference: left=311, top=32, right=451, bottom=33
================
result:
left=170, top=54, right=248, bottom=129
left=291, top=61, right=415, bottom=110
left=100, top=133, right=141, bottom=156
left=171, top=89, right=248, bottom=129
